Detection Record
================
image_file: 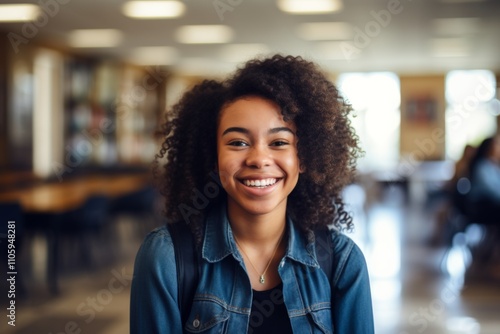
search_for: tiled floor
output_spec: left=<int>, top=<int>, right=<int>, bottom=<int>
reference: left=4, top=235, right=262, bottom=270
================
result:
left=2, top=184, right=500, bottom=334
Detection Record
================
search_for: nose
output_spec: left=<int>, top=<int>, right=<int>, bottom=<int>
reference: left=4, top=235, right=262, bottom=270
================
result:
left=245, top=145, right=271, bottom=168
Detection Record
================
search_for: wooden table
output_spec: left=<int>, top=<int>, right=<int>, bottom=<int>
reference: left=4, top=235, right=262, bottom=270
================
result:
left=0, top=171, right=41, bottom=191
left=0, top=174, right=150, bottom=213
left=0, top=173, right=152, bottom=294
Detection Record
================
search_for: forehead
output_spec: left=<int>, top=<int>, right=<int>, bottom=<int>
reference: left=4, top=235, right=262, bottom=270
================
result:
left=219, top=96, right=289, bottom=126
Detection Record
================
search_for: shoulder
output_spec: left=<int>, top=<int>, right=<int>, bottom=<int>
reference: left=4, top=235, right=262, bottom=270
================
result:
left=327, top=229, right=375, bottom=333
left=329, top=229, right=355, bottom=254
left=139, top=225, right=173, bottom=253
left=328, top=229, right=369, bottom=287
left=130, top=225, right=182, bottom=331
left=133, top=226, right=175, bottom=276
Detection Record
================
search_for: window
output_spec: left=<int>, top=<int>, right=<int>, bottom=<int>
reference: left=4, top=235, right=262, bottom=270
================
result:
left=445, top=70, right=497, bottom=160
left=337, top=72, right=401, bottom=173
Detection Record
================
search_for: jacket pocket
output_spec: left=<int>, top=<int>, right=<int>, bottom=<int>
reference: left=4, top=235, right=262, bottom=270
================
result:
left=308, top=304, right=333, bottom=334
left=184, top=297, right=230, bottom=333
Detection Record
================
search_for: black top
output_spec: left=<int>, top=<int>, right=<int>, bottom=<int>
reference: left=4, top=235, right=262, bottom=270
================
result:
left=248, top=283, right=293, bottom=333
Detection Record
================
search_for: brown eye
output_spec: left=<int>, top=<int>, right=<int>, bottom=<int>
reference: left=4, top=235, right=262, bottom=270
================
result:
left=271, top=140, right=289, bottom=147
left=228, top=140, right=248, bottom=147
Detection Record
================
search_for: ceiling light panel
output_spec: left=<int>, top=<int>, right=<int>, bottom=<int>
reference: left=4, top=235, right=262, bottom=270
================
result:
left=277, top=0, right=343, bottom=14
left=430, top=38, right=469, bottom=57
left=122, top=1, right=185, bottom=19
left=175, top=25, right=234, bottom=44
left=129, top=46, right=179, bottom=65
left=432, top=18, right=481, bottom=35
left=68, top=29, right=123, bottom=48
left=0, top=4, right=40, bottom=22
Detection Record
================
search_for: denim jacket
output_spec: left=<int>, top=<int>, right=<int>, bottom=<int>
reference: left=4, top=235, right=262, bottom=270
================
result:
left=130, top=204, right=374, bottom=333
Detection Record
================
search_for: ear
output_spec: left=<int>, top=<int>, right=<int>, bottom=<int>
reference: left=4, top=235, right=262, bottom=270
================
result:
left=299, top=163, right=306, bottom=174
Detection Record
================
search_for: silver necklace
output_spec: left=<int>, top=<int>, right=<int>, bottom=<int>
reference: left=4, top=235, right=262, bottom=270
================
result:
left=234, top=233, right=284, bottom=284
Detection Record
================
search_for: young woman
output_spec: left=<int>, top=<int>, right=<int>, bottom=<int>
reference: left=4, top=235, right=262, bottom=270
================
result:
left=130, top=55, right=374, bottom=333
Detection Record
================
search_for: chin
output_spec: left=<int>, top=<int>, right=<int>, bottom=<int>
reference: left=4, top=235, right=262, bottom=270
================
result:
left=234, top=199, right=286, bottom=217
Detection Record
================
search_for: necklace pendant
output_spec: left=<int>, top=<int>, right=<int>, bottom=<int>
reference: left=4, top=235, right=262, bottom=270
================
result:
left=259, top=275, right=265, bottom=284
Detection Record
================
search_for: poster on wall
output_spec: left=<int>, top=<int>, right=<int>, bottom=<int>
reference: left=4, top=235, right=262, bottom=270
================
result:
left=405, top=97, right=438, bottom=125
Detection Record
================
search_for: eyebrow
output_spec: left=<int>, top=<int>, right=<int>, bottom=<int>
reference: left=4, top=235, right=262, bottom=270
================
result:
left=222, top=127, right=296, bottom=136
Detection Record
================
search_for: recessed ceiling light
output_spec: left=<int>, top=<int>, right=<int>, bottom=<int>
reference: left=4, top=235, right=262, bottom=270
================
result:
left=430, top=38, right=469, bottom=57
left=432, top=18, right=481, bottom=35
left=297, top=22, right=353, bottom=40
left=175, top=25, right=234, bottom=44
left=68, top=29, right=123, bottom=48
left=277, top=0, right=343, bottom=14
left=129, top=46, right=178, bottom=65
left=122, top=1, right=185, bottom=19
left=0, top=4, right=40, bottom=22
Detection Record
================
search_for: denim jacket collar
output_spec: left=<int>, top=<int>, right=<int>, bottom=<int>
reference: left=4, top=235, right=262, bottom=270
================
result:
left=202, top=203, right=319, bottom=269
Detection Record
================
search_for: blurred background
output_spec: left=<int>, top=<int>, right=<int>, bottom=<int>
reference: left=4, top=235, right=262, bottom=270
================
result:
left=0, top=0, right=499, bottom=333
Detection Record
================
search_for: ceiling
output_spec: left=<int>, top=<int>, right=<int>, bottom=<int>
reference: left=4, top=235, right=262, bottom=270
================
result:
left=1, top=0, right=499, bottom=76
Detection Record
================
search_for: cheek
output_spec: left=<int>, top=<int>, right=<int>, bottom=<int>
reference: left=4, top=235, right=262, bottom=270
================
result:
left=217, top=155, right=240, bottom=187
left=283, top=154, right=301, bottom=177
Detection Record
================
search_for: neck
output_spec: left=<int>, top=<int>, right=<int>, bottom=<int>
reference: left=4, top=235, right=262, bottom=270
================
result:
left=227, top=200, right=287, bottom=290
left=227, top=200, right=287, bottom=245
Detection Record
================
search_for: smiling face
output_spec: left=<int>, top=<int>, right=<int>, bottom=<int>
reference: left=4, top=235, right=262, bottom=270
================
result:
left=217, top=96, right=301, bottom=220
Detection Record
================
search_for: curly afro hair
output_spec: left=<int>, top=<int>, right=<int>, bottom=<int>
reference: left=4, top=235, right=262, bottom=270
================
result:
left=154, top=55, right=362, bottom=245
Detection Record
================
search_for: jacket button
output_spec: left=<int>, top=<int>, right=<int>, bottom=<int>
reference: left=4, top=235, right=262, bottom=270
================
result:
left=193, top=318, right=200, bottom=328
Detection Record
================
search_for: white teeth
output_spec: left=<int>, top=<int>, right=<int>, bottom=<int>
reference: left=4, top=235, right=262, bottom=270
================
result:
left=243, top=178, right=277, bottom=187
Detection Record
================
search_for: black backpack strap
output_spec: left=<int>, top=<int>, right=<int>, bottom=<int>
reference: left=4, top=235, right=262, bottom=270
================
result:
left=314, top=226, right=334, bottom=282
left=168, top=223, right=199, bottom=328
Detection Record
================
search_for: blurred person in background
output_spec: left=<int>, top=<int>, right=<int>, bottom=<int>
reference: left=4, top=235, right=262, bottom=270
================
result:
left=449, top=144, right=476, bottom=190
left=430, top=144, right=477, bottom=246
left=468, top=135, right=500, bottom=219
